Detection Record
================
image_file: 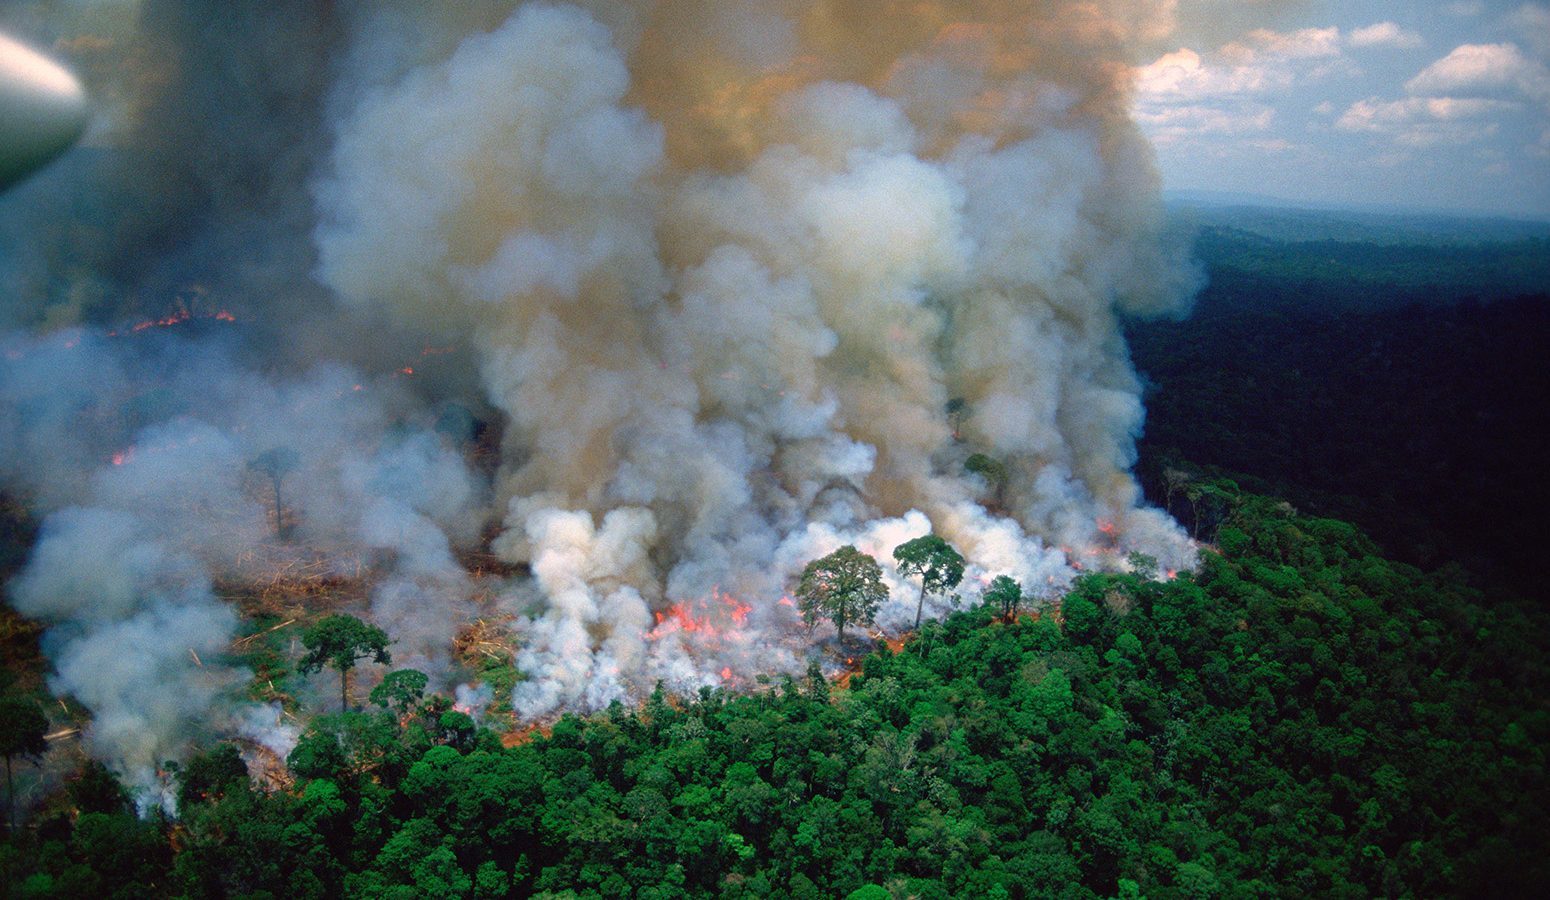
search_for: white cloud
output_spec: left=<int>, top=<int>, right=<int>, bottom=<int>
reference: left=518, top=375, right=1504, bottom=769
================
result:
left=1223, top=27, right=1343, bottom=64
left=1135, top=102, right=1274, bottom=143
left=1407, top=43, right=1550, bottom=103
left=1134, top=25, right=1355, bottom=102
left=1337, top=95, right=1516, bottom=146
left=1134, top=48, right=1274, bottom=98
left=1446, top=1, right=1484, bottom=16
left=1506, top=4, right=1550, bottom=59
left=1133, top=25, right=1358, bottom=155
left=1338, top=96, right=1517, bottom=130
left=1349, top=22, right=1425, bottom=50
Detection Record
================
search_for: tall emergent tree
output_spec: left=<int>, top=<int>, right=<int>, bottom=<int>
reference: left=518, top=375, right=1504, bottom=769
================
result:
left=0, top=697, right=48, bottom=831
left=299, top=614, right=392, bottom=711
left=893, top=534, right=965, bottom=630
left=248, top=446, right=299, bottom=540
left=796, top=545, right=888, bottom=644
left=984, top=575, right=1022, bottom=621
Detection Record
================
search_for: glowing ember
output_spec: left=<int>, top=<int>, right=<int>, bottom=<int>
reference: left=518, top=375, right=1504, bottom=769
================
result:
left=104, top=307, right=240, bottom=338
left=719, top=666, right=732, bottom=681
left=107, top=434, right=204, bottom=469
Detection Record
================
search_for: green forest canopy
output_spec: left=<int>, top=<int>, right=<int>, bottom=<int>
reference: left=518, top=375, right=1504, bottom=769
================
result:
left=3, top=490, right=1545, bottom=898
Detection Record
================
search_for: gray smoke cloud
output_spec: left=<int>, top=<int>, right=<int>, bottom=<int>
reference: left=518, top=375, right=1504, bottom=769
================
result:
left=2, top=0, right=1200, bottom=789
left=1, top=329, right=484, bottom=800
left=314, top=0, right=1200, bottom=718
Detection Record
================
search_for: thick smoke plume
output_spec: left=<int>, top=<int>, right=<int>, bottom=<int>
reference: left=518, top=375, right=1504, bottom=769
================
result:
left=1, top=0, right=1197, bottom=796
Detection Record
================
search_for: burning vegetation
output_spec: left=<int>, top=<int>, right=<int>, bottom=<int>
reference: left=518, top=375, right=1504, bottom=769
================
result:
left=1, top=0, right=1200, bottom=804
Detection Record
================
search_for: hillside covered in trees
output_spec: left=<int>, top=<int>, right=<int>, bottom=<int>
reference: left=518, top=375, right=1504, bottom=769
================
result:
left=2, top=488, right=1546, bottom=898
left=1130, top=211, right=1550, bottom=596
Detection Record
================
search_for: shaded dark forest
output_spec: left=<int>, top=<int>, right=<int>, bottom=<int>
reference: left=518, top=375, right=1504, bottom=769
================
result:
left=1132, top=216, right=1550, bottom=597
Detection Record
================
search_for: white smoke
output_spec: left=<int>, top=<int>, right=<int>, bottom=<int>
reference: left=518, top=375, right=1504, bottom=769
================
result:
left=314, top=1, right=1199, bottom=719
left=1, top=0, right=1200, bottom=781
left=1, top=331, right=484, bottom=795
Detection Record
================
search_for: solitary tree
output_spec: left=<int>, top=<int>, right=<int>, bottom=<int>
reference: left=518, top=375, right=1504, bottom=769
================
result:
left=984, top=575, right=1023, bottom=621
left=0, top=697, right=48, bottom=830
left=893, top=534, right=965, bottom=631
left=299, top=614, right=392, bottom=712
left=796, top=545, right=888, bottom=644
left=248, top=446, right=299, bottom=540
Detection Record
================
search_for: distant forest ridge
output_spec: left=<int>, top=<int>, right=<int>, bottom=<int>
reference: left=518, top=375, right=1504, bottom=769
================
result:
left=1165, top=194, right=1550, bottom=245
left=1129, top=208, right=1550, bottom=596
left=1160, top=203, right=1550, bottom=314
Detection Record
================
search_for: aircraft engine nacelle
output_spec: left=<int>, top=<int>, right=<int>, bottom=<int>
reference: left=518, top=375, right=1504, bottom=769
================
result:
left=0, top=30, right=89, bottom=191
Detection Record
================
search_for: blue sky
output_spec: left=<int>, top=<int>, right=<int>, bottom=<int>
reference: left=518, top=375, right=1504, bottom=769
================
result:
left=1136, top=0, right=1550, bottom=217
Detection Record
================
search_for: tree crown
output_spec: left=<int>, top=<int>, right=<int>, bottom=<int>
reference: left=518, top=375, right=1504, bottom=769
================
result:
left=0, top=698, right=48, bottom=761
left=984, top=575, right=1022, bottom=616
left=892, top=534, right=965, bottom=596
left=299, top=614, right=392, bottom=676
left=796, top=545, right=888, bottom=636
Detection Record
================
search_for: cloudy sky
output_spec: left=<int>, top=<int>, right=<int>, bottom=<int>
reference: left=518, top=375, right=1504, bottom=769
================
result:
left=1143, top=0, right=1550, bottom=217
left=4, top=0, right=1545, bottom=219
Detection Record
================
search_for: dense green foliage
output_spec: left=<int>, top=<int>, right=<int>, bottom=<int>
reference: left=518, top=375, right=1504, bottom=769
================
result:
left=1180, top=208, right=1550, bottom=313
left=298, top=614, right=393, bottom=712
left=797, top=545, right=889, bottom=644
left=893, top=535, right=965, bottom=631
left=984, top=575, right=1022, bottom=620
left=4, top=492, right=1545, bottom=897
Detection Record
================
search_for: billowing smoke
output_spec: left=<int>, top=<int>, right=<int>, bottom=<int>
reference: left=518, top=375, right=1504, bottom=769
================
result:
left=1, top=329, right=484, bottom=801
left=2, top=0, right=1198, bottom=791
left=312, top=0, right=1199, bottom=716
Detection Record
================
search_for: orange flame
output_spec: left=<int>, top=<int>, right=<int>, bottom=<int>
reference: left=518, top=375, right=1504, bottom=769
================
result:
left=645, top=586, right=759, bottom=645
left=105, top=307, right=239, bottom=338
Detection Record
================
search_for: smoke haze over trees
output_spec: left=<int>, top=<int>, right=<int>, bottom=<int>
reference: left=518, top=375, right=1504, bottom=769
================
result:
left=0, top=0, right=1202, bottom=792
left=1, top=4, right=1547, bottom=895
